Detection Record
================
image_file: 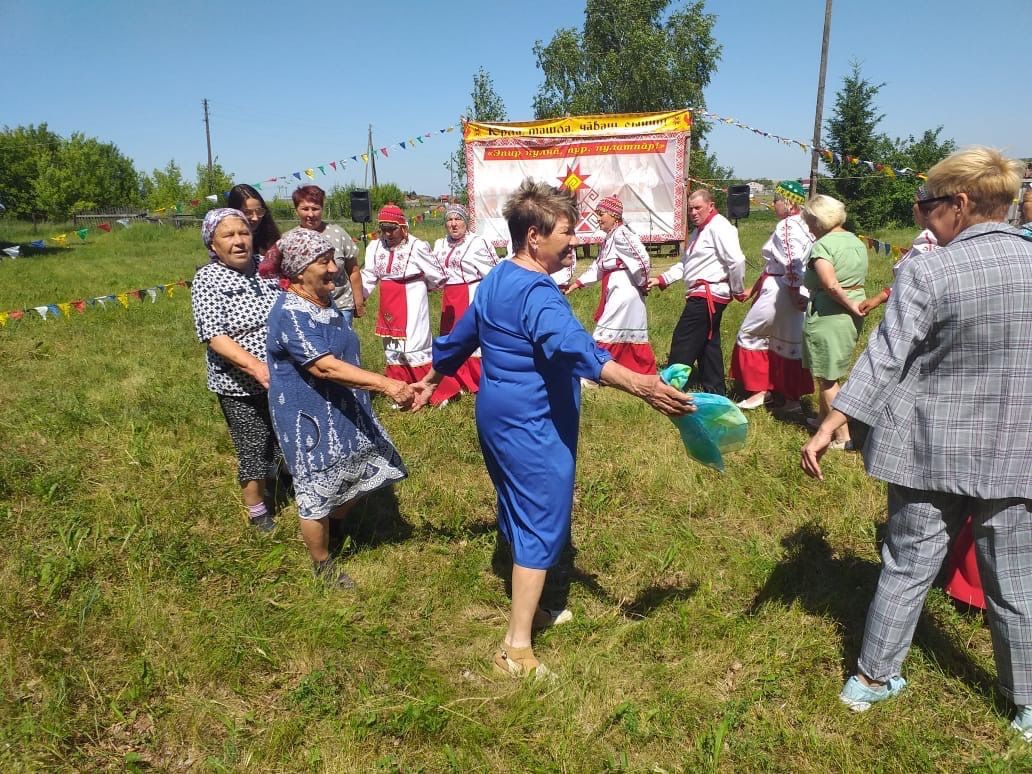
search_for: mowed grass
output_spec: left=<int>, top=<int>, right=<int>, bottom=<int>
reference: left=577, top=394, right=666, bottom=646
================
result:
left=1, top=213, right=1028, bottom=771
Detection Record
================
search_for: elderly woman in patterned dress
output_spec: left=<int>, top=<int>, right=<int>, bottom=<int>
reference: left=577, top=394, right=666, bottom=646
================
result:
left=191, top=208, right=283, bottom=532
left=265, top=229, right=413, bottom=589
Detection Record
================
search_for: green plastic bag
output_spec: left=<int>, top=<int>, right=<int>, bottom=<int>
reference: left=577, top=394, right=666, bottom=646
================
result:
left=660, top=364, right=748, bottom=472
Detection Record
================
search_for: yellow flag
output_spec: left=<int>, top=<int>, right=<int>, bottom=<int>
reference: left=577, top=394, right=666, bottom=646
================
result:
left=0, top=312, right=7, bottom=327
left=52, top=234, right=67, bottom=244
left=117, top=293, right=129, bottom=309
left=57, top=302, right=71, bottom=317
left=164, top=283, right=175, bottom=297
left=361, top=153, right=368, bottom=163
left=304, top=168, right=315, bottom=180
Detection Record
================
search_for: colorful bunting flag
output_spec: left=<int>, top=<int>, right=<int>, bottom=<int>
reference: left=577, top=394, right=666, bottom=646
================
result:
left=205, top=194, right=218, bottom=202
left=76, top=228, right=89, bottom=241
left=98, top=223, right=112, bottom=233
left=304, top=168, right=315, bottom=180
left=2, top=246, right=20, bottom=258
left=31, top=240, right=45, bottom=249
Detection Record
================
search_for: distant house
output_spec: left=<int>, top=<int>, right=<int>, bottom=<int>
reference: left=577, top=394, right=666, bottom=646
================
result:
left=747, top=181, right=765, bottom=196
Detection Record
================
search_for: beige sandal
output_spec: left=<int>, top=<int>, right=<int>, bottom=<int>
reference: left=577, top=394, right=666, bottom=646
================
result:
left=493, top=643, right=551, bottom=679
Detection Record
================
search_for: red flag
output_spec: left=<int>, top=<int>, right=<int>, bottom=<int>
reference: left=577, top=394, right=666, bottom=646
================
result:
left=330, top=161, right=337, bottom=171
left=98, top=222, right=112, bottom=233
left=72, top=300, right=86, bottom=313
left=190, top=199, right=200, bottom=207
left=380, top=147, right=389, bottom=157
left=10, top=310, right=24, bottom=321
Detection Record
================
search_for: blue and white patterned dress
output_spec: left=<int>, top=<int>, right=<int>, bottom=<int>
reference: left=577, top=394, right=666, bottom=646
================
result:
left=267, top=292, right=406, bottom=520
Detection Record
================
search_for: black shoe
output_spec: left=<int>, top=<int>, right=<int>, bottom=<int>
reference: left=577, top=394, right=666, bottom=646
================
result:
left=313, top=557, right=356, bottom=590
left=249, top=513, right=276, bottom=533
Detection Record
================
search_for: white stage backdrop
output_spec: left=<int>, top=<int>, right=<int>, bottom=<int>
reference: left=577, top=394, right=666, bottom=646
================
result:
left=464, top=111, right=691, bottom=247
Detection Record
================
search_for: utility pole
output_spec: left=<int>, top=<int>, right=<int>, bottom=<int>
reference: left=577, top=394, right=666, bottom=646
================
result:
left=809, top=0, right=833, bottom=197
left=367, top=125, right=378, bottom=189
left=203, top=98, right=214, bottom=193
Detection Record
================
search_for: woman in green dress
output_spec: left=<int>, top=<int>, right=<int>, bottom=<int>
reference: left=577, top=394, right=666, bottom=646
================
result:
left=801, top=194, right=867, bottom=450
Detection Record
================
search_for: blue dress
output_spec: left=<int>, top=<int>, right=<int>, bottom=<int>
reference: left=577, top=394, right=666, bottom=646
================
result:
left=433, top=260, right=612, bottom=569
left=267, top=292, right=407, bottom=520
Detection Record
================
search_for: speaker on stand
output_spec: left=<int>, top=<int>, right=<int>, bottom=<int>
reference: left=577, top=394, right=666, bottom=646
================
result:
left=727, top=184, right=751, bottom=225
left=350, top=189, right=371, bottom=246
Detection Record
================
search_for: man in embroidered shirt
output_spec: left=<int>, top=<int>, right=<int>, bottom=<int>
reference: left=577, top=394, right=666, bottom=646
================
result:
left=646, top=189, right=747, bottom=394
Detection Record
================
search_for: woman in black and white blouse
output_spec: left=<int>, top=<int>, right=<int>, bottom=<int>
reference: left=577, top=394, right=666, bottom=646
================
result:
left=191, top=208, right=283, bottom=531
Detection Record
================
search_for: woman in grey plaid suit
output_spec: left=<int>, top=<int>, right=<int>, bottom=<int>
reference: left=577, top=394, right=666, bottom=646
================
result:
left=801, top=147, right=1032, bottom=741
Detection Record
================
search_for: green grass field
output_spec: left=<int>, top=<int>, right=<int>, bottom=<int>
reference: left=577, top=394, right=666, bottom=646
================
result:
left=1, top=212, right=1028, bottom=771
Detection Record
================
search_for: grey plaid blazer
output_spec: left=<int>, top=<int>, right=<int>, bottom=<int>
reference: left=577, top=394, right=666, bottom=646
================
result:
left=834, top=222, right=1032, bottom=499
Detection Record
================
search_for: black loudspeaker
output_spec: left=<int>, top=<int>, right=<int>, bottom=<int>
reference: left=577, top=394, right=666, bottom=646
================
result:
left=350, top=189, right=371, bottom=223
left=727, top=184, right=751, bottom=219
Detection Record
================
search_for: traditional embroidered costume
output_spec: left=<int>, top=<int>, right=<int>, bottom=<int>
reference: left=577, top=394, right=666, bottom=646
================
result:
left=360, top=204, right=446, bottom=386
left=730, top=181, right=815, bottom=401
left=656, top=206, right=746, bottom=394
left=431, top=204, right=500, bottom=402
left=572, top=195, right=657, bottom=374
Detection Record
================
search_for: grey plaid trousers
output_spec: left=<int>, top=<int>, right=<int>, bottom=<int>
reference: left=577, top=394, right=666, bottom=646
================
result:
left=859, top=484, right=1032, bottom=704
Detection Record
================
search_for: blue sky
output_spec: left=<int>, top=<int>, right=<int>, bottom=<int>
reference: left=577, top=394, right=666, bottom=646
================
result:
left=2, top=0, right=1028, bottom=197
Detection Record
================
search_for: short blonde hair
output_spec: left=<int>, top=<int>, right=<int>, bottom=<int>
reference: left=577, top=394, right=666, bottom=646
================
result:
left=925, top=147, right=1021, bottom=218
left=802, top=194, right=846, bottom=232
left=503, top=179, right=579, bottom=254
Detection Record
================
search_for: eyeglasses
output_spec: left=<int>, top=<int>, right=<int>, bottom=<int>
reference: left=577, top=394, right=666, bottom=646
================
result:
left=241, top=207, right=266, bottom=218
left=916, top=195, right=952, bottom=213
left=379, top=224, right=399, bottom=233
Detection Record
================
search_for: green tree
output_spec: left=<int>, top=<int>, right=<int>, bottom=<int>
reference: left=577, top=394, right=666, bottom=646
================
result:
left=0, top=124, right=62, bottom=219
left=531, top=0, right=730, bottom=190
left=451, top=67, right=508, bottom=202
left=821, top=62, right=954, bottom=230
left=880, top=128, right=956, bottom=226
left=820, top=62, right=893, bottom=230
left=194, top=160, right=235, bottom=214
left=33, top=133, right=140, bottom=220
left=370, top=183, right=407, bottom=213
left=146, top=160, right=192, bottom=211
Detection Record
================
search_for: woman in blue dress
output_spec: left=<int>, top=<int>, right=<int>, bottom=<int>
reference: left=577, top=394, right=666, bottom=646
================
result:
left=415, top=180, right=695, bottom=677
left=266, top=229, right=414, bottom=589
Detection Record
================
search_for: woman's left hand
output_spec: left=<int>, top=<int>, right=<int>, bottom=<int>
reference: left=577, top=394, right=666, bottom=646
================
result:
left=384, top=379, right=415, bottom=410
left=801, top=428, right=833, bottom=480
left=410, top=379, right=436, bottom=411
left=638, top=375, right=696, bottom=417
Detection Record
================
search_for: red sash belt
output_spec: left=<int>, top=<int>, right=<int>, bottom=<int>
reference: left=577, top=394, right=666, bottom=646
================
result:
left=376, top=278, right=411, bottom=338
left=594, top=268, right=617, bottom=322
left=688, top=279, right=728, bottom=340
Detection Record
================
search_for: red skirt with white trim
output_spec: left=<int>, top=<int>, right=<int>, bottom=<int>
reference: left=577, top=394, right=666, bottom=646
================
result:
left=597, top=341, right=657, bottom=375
left=730, top=345, right=771, bottom=393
